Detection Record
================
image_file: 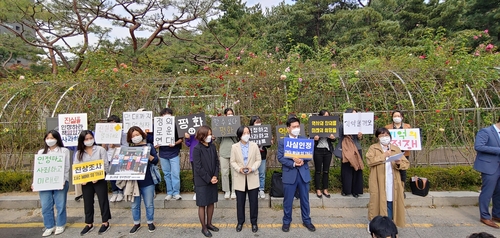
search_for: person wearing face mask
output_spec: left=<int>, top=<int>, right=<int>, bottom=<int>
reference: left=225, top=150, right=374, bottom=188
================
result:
left=193, top=125, right=220, bottom=237
left=277, top=117, right=316, bottom=233
left=230, top=126, right=262, bottom=233
left=74, top=130, right=111, bottom=236
left=34, top=130, right=71, bottom=237
left=218, top=108, right=239, bottom=199
left=126, top=126, right=159, bottom=234
left=249, top=115, right=272, bottom=199
left=334, top=108, right=364, bottom=198
left=366, top=128, right=409, bottom=228
left=385, top=110, right=411, bottom=199
left=311, top=110, right=336, bottom=198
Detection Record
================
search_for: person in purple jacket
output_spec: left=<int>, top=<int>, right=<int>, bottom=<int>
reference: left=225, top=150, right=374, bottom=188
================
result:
left=185, top=132, right=199, bottom=200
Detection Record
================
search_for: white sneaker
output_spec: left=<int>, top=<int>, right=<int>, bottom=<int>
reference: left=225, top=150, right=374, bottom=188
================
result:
left=165, top=195, right=172, bottom=200
left=55, top=226, right=65, bottom=235
left=42, top=227, right=55, bottom=237
left=367, top=222, right=370, bottom=234
left=230, top=192, right=236, bottom=199
left=109, top=193, right=118, bottom=202
left=224, top=191, right=230, bottom=199
left=259, top=190, right=266, bottom=199
left=193, top=193, right=196, bottom=200
left=173, top=194, right=182, bottom=200
left=116, top=193, right=124, bottom=202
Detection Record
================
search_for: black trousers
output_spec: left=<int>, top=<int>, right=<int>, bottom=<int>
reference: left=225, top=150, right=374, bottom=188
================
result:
left=235, top=177, right=258, bottom=225
left=191, top=161, right=196, bottom=193
left=340, top=149, right=364, bottom=195
left=313, top=148, right=332, bottom=190
left=82, top=179, right=111, bottom=224
left=400, top=155, right=409, bottom=183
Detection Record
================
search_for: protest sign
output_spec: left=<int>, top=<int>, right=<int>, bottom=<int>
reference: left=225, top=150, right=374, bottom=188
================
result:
left=276, top=124, right=305, bottom=139
left=123, top=111, right=153, bottom=133
left=176, top=112, right=206, bottom=137
left=106, top=145, right=151, bottom=180
left=342, top=112, right=374, bottom=135
left=154, top=116, right=176, bottom=146
left=249, top=125, right=272, bottom=146
left=58, top=113, right=87, bottom=146
left=32, top=153, right=65, bottom=191
left=389, top=128, right=422, bottom=150
left=72, top=160, right=105, bottom=185
left=283, top=138, right=314, bottom=160
left=308, top=115, right=340, bottom=137
left=211, top=116, right=241, bottom=137
left=94, top=123, right=123, bottom=144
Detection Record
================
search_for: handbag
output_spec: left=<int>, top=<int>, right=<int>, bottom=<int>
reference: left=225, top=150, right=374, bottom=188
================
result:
left=270, top=171, right=284, bottom=197
left=410, top=176, right=430, bottom=197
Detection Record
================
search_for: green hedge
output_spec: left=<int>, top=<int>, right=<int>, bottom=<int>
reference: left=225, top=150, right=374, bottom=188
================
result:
left=2, top=165, right=480, bottom=193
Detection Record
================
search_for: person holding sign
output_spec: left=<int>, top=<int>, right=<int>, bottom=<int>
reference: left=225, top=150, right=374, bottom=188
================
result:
left=277, top=117, right=316, bottom=233
left=218, top=108, right=239, bottom=199
left=249, top=115, right=272, bottom=199
left=34, top=130, right=71, bottom=237
left=102, top=115, right=124, bottom=203
left=193, top=125, right=220, bottom=237
left=311, top=109, right=336, bottom=198
left=230, top=126, right=262, bottom=233
left=366, top=128, right=409, bottom=228
left=385, top=110, right=411, bottom=198
left=126, top=126, right=160, bottom=233
left=334, top=108, right=364, bottom=198
left=75, top=130, right=111, bottom=235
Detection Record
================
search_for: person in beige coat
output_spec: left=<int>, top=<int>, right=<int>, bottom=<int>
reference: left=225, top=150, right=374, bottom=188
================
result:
left=366, top=128, right=409, bottom=228
left=230, top=126, right=262, bottom=233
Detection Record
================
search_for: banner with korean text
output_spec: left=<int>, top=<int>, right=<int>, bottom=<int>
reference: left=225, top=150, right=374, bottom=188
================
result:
left=283, top=138, right=314, bottom=160
left=72, top=160, right=105, bottom=185
left=308, top=115, right=340, bottom=137
left=32, top=153, right=65, bottom=191
left=176, top=112, right=206, bottom=137
left=95, top=123, right=123, bottom=144
left=154, top=116, right=176, bottom=146
left=389, top=129, right=422, bottom=150
left=249, top=125, right=272, bottom=146
left=342, top=112, right=374, bottom=135
left=123, top=111, right=153, bottom=133
left=211, top=116, right=241, bottom=137
left=106, top=146, right=151, bottom=180
left=58, top=113, right=88, bottom=146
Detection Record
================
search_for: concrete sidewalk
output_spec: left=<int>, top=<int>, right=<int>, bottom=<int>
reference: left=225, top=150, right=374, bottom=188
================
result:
left=0, top=191, right=479, bottom=210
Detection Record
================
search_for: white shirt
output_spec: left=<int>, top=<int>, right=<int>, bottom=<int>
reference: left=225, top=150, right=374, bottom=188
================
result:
left=37, top=146, right=71, bottom=183
left=381, top=143, right=393, bottom=202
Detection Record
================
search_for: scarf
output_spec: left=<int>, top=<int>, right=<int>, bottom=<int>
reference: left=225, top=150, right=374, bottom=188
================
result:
left=341, top=135, right=364, bottom=171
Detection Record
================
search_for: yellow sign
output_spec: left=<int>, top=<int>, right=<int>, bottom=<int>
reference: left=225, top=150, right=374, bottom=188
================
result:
left=72, top=160, right=105, bottom=185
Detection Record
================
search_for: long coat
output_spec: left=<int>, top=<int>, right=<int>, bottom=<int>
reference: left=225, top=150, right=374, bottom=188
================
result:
left=366, top=143, right=409, bottom=227
left=230, top=141, right=262, bottom=191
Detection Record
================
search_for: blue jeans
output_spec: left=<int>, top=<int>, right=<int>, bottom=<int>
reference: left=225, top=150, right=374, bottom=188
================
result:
left=387, top=201, right=393, bottom=220
left=258, top=159, right=266, bottom=191
left=131, top=184, right=155, bottom=223
left=39, top=181, right=69, bottom=229
left=160, top=156, right=181, bottom=195
left=110, top=180, right=123, bottom=194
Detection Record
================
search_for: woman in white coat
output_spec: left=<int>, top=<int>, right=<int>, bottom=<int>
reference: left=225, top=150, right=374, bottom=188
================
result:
left=230, top=126, right=262, bottom=233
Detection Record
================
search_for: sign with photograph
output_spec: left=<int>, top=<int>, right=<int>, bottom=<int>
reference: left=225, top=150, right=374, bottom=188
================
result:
left=308, top=115, right=340, bottom=137
left=32, top=153, right=65, bottom=191
left=389, top=128, right=422, bottom=150
left=123, top=111, right=153, bottom=133
left=249, top=125, right=272, bottom=146
left=154, top=116, right=176, bottom=146
left=94, top=123, right=123, bottom=144
left=176, top=112, right=206, bottom=137
left=211, top=116, right=241, bottom=137
left=283, top=138, right=314, bottom=160
left=106, top=146, right=151, bottom=180
left=342, top=112, right=374, bottom=135
left=58, top=113, right=88, bottom=146
left=72, top=160, right=105, bottom=185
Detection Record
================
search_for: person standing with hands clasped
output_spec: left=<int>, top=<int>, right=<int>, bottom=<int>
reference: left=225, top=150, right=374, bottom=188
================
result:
left=366, top=128, right=409, bottom=228
left=74, top=130, right=111, bottom=235
left=277, top=117, right=315, bottom=233
left=193, top=126, right=220, bottom=237
left=230, top=126, right=262, bottom=233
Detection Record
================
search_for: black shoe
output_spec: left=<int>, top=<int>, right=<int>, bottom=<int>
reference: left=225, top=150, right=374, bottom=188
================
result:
left=207, top=224, right=219, bottom=232
left=353, top=194, right=359, bottom=198
left=236, top=224, right=243, bottom=232
left=303, top=223, right=316, bottom=232
left=98, top=223, right=110, bottom=234
left=322, top=191, right=331, bottom=198
left=148, top=223, right=156, bottom=233
left=316, top=193, right=322, bottom=198
left=252, top=224, right=258, bottom=233
left=75, top=195, right=83, bottom=202
left=80, top=225, right=94, bottom=236
left=282, top=224, right=290, bottom=232
left=201, top=229, right=212, bottom=237
left=129, top=224, right=141, bottom=234
left=341, top=192, right=350, bottom=196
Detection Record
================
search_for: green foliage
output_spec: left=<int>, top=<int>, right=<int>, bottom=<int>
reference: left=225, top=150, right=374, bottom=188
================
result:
left=0, top=171, right=32, bottom=192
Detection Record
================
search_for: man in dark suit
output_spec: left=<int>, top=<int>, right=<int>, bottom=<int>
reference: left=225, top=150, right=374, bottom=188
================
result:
left=277, top=117, right=315, bottom=232
left=474, top=118, right=500, bottom=229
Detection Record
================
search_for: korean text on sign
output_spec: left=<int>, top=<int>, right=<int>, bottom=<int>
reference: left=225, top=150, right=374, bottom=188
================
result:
left=283, top=138, right=314, bottom=160
left=123, top=111, right=153, bottom=133
left=342, top=112, right=374, bottom=135
left=308, top=115, right=340, bottom=137
left=33, top=153, right=65, bottom=191
left=275, top=124, right=306, bottom=140
left=211, top=116, right=241, bottom=137
left=154, top=116, right=176, bottom=146
left=388, top=128, right=422, bottom=150
left=176, top=112, right=206, bottom=137
left=105, top=145, right=151, bottom=181
left=249, top=125, right=272, bottom=146
left=72, top=160, right=105, bottom=185
left=58, top=113, right=88, bottom=147
left=94, top=123, right=123, bottom=144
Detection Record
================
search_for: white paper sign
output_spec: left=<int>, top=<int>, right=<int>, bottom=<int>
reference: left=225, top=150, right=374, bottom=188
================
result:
left=58, top=113, right=88, bottom=146
left=385, top=153, right=404, bottom=163
left=342, top=112, right=374, bottom=135
left=123, top=111, right=153, bottom=133
left=154, top=116, right=176, bottom=146
left=95, top=123, right=123, bottom=144
left=33, top=153, right=65, bottom=191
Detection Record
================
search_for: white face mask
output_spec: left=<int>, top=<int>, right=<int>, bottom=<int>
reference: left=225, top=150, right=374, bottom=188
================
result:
left=132, top=135, right=143, bottom=144
left=291, top=128, right=300, bottom=136
left=227, top=114, right=233, bottom=116
left=254, top=123, right=261, bottom=126
left=84, top=139, right=94, bottom=147
left=205, top=135, right=212, bottom=143
left=379, top=136, right=391, bottom=146
left=393, top=117, right=402, bottom=124
left=45, top=139, right=57, bottom=147
left=241, top=134, right=250, bottom=142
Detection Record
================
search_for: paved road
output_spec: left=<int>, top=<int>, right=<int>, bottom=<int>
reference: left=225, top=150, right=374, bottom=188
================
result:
left=0, top=206, right=499, bottom=238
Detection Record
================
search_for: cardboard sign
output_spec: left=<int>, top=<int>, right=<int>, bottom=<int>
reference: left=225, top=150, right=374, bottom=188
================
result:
left=389, top=128, right=422, bottom=150
left=72, top=160, right=105, bottom=185
left=176, top=112, right=206, bottom=137
left=94, top=123, right=123, bottom=144
left=58, top=113, right=88, bottom=146
left=106, top=145, right=151, bottom=180
left=283, top=138, right=314, bottom=160
left=123, top=111, right=153, bottom=133
left=32, top=153, right=65, bottom=191
left=308, top=115, right=340, bottom=137
left=154, top=116, right=176, bottom=146
left=275, top=124, right=306, bottom=140
left=342, top=112, right=374, bottom=135
left=249, top=125, right=272, bottom=146
left=211, top=116, right=241, bottom=137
